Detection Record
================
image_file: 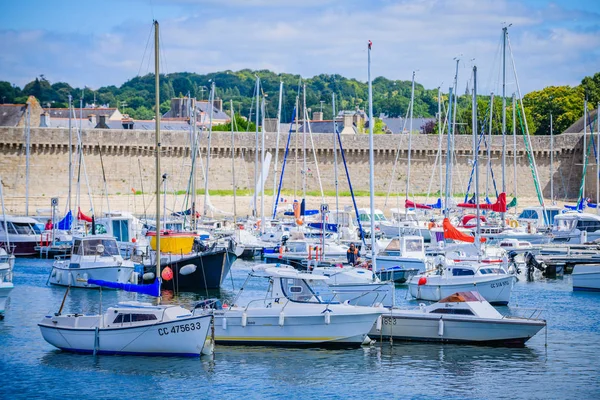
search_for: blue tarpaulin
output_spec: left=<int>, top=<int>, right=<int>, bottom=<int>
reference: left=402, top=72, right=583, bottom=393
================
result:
left=87, top=278, right=160, bottom=297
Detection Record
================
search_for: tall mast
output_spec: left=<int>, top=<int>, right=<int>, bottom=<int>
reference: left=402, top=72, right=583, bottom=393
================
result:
left=597, top=102, right=600, bottom=214
left=367, top=40, right=376, bottom=272
left=230, top=100, right=237, bottom=223
left=153, top=20, right=161, bottom=282
left=203, top=82, right=215, bottom=217
left=405, top=71, right=415, bottom=218
left=583, top=99, right=588, bottom=201
left=473, top=66, right=481, bottom=254
left=437, top=87, right=443, bottom=198
left=302, top=84, right=307, bottom=205
left=68, top=95, right=73, bottom=215
left=253, top=76, right=259, bottom=218
left=444, top=86, right=454, bottom=219
left=450, top=58, right=459, bottom=196
left=25, top=100, right=31, bottom=216
left=332, top=93, right=340, bottom=240
left=260, top=95, right=266, bottom=234
left=190, top=94, right=197, bottom=230
left=486, top=93, right=495, bottom=201
left=550, top=113, right=554, bottom=203
left=501, top=26, right=507, bottom=226
left=512, top=93, right=517, bottom=209
left=272, top=81, right=283, bottom=213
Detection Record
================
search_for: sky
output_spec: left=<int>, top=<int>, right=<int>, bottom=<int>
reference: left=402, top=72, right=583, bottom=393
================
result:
left=0, top=0, right=599, bottom=95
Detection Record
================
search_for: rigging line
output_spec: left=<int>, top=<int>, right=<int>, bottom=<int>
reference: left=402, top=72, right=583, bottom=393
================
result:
left=137, top=24, right=154, bottom=78
left=383, top=105, right=410, bottom=207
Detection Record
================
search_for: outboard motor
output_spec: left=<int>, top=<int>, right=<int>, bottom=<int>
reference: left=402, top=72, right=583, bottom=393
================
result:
left=523, top=251, right=546, bottom=281
left=507, top=251, right=521, bottom=275
left=193, top=237, right=209, bottom=253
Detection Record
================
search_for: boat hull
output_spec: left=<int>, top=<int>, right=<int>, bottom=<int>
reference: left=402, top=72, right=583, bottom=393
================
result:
left=48, top=265, right=135, bottom=288
left=407, top=275, right=515, bottom=305
left=147, top=249, right=237, bottom=291
left=375, top=267, right=419, bottom=284
left=212, top=308, right=380, bottom=347
left=374, top=255, right=426, bottom=272
left=0, top=283, right=14, bottom=318
left=0, top=239, right=39, bottom=257
left=370, top=312, right=545, bottom=347
left=38, top=314, right=212, bottom=356
left=572, top=264, right=600, bottom=291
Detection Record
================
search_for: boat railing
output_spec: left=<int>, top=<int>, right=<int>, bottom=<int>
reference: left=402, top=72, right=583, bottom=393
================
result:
left=242, top=296, right=291, bottom=311
left=331, top=287, right=388, bottom=308
left=502, top=307, right=545, bottom=321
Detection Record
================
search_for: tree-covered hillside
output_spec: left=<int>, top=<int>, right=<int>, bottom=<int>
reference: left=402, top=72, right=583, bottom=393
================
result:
left=1, top=70, right=598, bottom=135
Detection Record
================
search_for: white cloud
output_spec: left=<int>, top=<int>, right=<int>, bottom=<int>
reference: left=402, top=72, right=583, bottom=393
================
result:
left=0, top=0, right=598, bottom=94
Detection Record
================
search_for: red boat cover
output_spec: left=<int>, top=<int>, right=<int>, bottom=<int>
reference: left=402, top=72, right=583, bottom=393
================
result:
left=457, top=193, right=507, bottom=213
left=461, top=214, right=487, bottom=227
left=405, top=199, right=432, bottom=210
left=77, top=207, right=93, bottom=222
left=442, top=218, right=486, bottom=243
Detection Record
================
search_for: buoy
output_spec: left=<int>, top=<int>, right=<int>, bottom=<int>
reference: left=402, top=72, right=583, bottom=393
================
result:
left=279, top=311, right=285, bottom=326
left=324, top=310, right=331, bottom=325
left=241, top=312, right=247, bottom=327
left=438, top=317, right=444, bottom=336
left=222, top=317, right=227, bottom=330
left=180, top=264, right=197, bottom=276
left=418, top=276, right=427, bottom=286
left=161, top=266, right=173, bottom=281
left=375, top=315, right=383, bottom=331
left=132, top=238, right=137, bottom=243
left=143, top=272, right=155, bottom=281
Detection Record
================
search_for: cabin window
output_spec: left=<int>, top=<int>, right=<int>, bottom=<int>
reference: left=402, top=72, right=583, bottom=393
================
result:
left=73, top=241, right=82, bottom=255
left=359, top=214, right=370, bottom=222
left=82, top=238, right=120, bottom=256
left=131, top=314, right=157, bottom=322
left=123, top=314, right=131, bottom=323
left=405, top=239, right=422, bottom=252
left=12, top=222, right=35, bottom=235
left=112, top=220, right=130, bottom=242
left=113, top=314, right=124, bottom=323
left=480, top=268, right=503, bottom=275
left=374, top=213, right=387, bottom=222
left=451, top=268, right=475, bottom=276
left=576, top=220, right=600, bottom=232
left=431, top=308, right=474, bottom=315
left=283, top=278, right=317, bottom=302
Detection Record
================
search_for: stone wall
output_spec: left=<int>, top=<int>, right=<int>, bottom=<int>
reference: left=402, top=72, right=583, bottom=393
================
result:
left=0, top=126, right=587, bottom=213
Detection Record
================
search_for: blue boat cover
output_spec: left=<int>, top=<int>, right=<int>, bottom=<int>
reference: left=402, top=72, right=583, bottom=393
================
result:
left=57, top=210, right=73, bottom=230
left=87, top=278, right=160, bottom=297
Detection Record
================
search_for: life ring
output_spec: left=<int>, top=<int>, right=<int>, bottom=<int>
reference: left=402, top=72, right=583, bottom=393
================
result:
left=509, top=220, right=519, bottom=228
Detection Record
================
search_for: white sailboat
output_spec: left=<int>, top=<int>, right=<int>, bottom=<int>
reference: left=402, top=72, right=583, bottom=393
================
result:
left=0, top=174, right=15, bottom=318
left=38, top=21, right=213, bottom=357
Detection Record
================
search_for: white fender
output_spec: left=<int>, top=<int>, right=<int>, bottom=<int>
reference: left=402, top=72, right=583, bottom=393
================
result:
left=375, top=315, right=382, bottom=331
left=438, top=317, right=444, bottom=336
left=241, top=312, right=247, bottom=327
left=222, top=317, right=227, bottom=330
left=279, top=311, right=285, bottom=326
left=143, top=272, right=155, bottom=281
left=129, top=271, right=138, bottom=284
left=83, top=273, right=89, bottom=286
left=324, top=311, right=331, bottom=325
left=180, top=264, right=197, bottom=276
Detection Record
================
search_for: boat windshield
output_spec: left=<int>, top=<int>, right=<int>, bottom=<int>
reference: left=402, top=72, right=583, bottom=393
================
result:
left=405, top=239, right=423, bottom=253
left=553, top=219, right=577, bottom=232
left=286, top=242, right=307, bottom=253
left=75, top=238, right=120, bottom=256
left=374, top=213, right=387, bottom=222
left=281, top=277, right=337, bottom=304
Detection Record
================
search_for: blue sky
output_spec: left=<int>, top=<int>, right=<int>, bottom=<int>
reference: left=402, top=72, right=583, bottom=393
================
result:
left=0, top=0, right=599, bottom=95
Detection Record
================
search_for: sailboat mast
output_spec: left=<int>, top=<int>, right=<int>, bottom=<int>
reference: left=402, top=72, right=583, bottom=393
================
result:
left=550, top=113, right=554, bottom=203
left=302, top=84, right=307, bottom=204
left=597, top=102, right=600, bottom=214
left=486, top=93, right=495, bottom=201
left=406, top=71, right=415, bottom=218
left=25, top=101, right=31, bottom=216
left=154, top=20, right=161, bottom=281
left=332, top=93, right=340, bottom=239
left=203, top=82, right=215, bottom=217
left=367, top=40, right=376, bottom=271
left=437, top=87, right=443, bottom=198
left=473, top=66, right=481, bottom=253
left=230, top=100, right=237, bottom=223
left=501, top=26, right=507, bottom=226
left=68, top=94, right=73, bottom=215
left=512, top=93, right=517, bottom=208
left=583, top=99, right=588, bottom=201
left=444, top=86, right=454, bottom=219
left=253, top=76, right=259, bottom=218
left=272, top=81, right=283, bottom=212
left=450, top=58, right=459, bottom=196
left=260, top=96, right=266, bottom=234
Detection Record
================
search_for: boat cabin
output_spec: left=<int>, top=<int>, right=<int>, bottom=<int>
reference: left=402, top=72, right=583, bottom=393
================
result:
left=379, top=236, right=425, bottom=258
left=71, top=235, right=121, bottom=258
left=517, top=206, right=562, bottom=228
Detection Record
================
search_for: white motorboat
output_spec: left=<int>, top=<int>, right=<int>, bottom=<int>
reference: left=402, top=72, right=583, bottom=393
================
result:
left=263, top=238, right=349, bottom=269
left=48, top=235, right=137, bottom=288
left=551, top=212, right=600, bottom=244
left=194, top=264, right=384, bottom=347
left=0, top=215, right=42, bottom=256
left=39, top=300, right=213, bottom=356
left=370, top=291, right=546, bottom=347
left=0, top=248, right=14, bottom=318
left=572, top=263, right=600, bottom=291
left=310, top=265, right=395, bottom=307
left=379, top=209, right=432, bottom=242
left=369, top=236, right=426, bottom=283
left=517, top=205, right=562, bottom=231
left=407, top=256, right=516, bottom=305
left=95, top=211, right=150, bottom=256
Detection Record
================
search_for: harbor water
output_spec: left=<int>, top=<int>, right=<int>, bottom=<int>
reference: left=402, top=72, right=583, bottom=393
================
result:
left=1, top=258, right=599, bottom=399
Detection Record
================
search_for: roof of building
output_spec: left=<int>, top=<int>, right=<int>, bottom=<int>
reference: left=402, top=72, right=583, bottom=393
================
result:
left=563, top=109, right=599, bottom=134
left=382, top=117, right=436, bottom=134
left=47, top=107, right=119, bottom=120
left=0, top=104, right=26, bottom=126
left=163, top=100, right=230, bottom=121
left=297, top=119, right=358, bottom=134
